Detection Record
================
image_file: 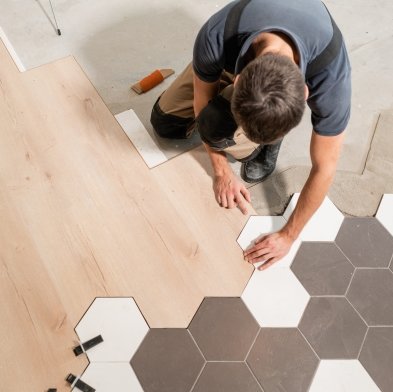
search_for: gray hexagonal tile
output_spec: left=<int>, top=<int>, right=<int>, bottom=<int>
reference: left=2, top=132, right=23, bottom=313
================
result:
left=192, top=362, right=262, bottom=392
left=291, top=242, right=354, bottom=296
left=335, top=218, right=393, bottom=267
left=299, top=297, right=367, bottom=359
left=188, top=297, right=259, bottom=361
left=247, top=328, right=319, bottom=392
left=130, top=329, right=204, bottom=392
left=359, top=327, right=393, bottom=392
left=347, top=269, right=393, bottom=326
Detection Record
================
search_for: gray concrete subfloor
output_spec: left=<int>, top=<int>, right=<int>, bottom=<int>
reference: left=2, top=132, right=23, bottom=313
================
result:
left=1, top=0, right=392, bottom=215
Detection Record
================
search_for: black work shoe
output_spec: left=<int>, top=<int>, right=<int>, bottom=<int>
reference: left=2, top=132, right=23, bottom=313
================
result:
left=240, top=141, right=282, bottom=183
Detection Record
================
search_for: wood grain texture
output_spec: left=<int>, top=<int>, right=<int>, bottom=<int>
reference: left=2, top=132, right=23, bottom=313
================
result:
left=0, top=40, right=254, bottom=391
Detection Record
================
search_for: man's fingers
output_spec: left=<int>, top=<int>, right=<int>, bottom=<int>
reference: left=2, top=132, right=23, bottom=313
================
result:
left=246, top=248, right=272, bottom=262
left=244, top=240, right=268, bottom=256
left=220, top=194, right=228, bottom=208
left=258, top=257, right=279, bottom=271
left=234, top=192, right=248, bottom=215
left=227, top=196, right=236, bottom=209
left=240, top=187, right=251, bottom=203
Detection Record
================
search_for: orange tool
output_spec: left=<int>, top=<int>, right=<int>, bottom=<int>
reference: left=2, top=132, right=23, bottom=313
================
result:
left=131, top=69, right=175, bottom=94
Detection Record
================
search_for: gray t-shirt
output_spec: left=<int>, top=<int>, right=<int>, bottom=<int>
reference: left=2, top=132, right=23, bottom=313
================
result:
left=193, top=0, right=351, bottom=135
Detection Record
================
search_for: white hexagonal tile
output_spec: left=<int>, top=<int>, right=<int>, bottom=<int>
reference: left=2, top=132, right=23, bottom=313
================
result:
left=237, top=215, right=301, bottom=269
left=376, top=194, right=393, bottom=236
left=309, top=360, right=381, bottom=392
left=75, top=297, right=149, bottom=362
left=78, top=362, right=144, bottom=392
left=241, top=267, right=310, bottom=327
left=283, top=193, right=344, bottom=241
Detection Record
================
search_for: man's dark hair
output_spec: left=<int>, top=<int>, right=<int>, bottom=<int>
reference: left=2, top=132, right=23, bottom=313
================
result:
left=231, top=54, right=305, bottom=144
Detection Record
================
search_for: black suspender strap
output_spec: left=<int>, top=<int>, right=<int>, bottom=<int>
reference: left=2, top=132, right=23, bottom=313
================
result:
left=305, top=6, right=343, bottom=79
left=224, top=0, right=252, bottom=71
left=223, top=0, right=343, bottom=79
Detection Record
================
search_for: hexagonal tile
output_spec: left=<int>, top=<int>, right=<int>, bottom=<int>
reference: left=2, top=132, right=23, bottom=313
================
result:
left=291, top=242, right=354, bottom=295
left=347, top=269, right=393, bottom=326
left=359, top=327, right=393, bottom=392
left=237, top=216, right=301, bottom=269
left=237, top=216, right=286, bottom=250
left=130, top=329, right=204, bottom=392
left=79, top=362, right=143, bottom=392
left=299, top=297, right=367, bottom=359
left=242, top=267, right=310, bottom=327
left=283, top=193, right=344, bottom=241
left=247, top=328, right=319, bottom=392
left=335, top=217, right=393, bottom=268
left=192, top=362, right=262, bottom=392
left=376, top=194, right=393, bottom=236
left=309, top=360, right=381, bottom=392
left=188, top=297, right=259, bottom=361
left=75, top=297, right=149, bottom=362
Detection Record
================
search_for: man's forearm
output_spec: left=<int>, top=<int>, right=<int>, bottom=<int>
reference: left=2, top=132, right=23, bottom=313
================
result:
left=203, top=143, right=231, bottom=177
left=281, top=166, right=335, bottom=241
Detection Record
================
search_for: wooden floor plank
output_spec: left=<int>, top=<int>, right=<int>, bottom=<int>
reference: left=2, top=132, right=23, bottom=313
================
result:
left=0, top=40, right=253, bottom=391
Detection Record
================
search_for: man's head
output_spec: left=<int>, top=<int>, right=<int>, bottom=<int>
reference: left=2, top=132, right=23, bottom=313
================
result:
left=231, top=54, right=306, bottom=144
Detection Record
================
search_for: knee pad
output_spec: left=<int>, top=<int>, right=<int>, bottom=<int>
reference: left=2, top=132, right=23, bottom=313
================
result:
left=196, top=95, right=237, bottom=149
left=150, top=98, right=194, bottom=139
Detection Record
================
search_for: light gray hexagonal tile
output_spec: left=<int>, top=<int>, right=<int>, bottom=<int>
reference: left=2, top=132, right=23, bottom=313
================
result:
left=376, top=194, right=393, bottom=236
left=237, top=215, right=302, bottom=269
left=283, top=194, right=344, bottom=241
left=75, top=297, right=149, bottom=362
left=242, top=267, right=310, bottom=327
left=79, top=362, right=143, bottom=392
left=309, top=360, right=381, bottom=392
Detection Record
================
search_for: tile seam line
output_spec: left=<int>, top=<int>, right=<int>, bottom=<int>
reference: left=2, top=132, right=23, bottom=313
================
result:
left=344, top=295, right=369, bottom=326
left=344, top=268, right=357, bottom=297
left=297, top=327, right=321, bottom=361
left=360, top=113, right=380, bottom=175
left=244, top=360, right=266, bottom=392
left=188, top=361, right=206, bottom=392
left=186, top=329, right=207, bottom=362
left=335, top=242, right=357, bottom=270
left=357, top=326, right=370, bottom=360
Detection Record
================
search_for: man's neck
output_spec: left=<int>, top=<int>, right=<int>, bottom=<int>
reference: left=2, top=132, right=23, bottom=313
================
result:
left=252, top=32, right=299, bottom=65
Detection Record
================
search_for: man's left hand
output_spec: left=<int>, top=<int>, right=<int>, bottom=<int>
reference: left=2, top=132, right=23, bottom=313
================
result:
left=243, top=231, right=293, bottom=271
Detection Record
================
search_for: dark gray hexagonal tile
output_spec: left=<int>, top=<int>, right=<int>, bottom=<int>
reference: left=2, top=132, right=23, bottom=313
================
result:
left=247, top=328, right=319, bottom=392
left=359, top=327, right=393, bottom=392
left=347, top=269, right=393, bottom=326
left=188, top=297, right=259, bottom=361
left=192, top=362, right=262, bottom=392
left=335, top=217, right=393, bottom=267
left=291, top=242, right=354, bottom=295
left=299, top=297, right=367, bottom=359
left=130, top=329, right=204, bottom=392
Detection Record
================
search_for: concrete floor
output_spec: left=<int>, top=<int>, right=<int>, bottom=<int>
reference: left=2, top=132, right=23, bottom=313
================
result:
left=1, top=0, right=393, bottom=214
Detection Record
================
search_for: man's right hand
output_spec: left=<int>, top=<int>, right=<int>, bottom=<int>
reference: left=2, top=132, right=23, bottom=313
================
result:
left=213, top=171, right=251, bottom=215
